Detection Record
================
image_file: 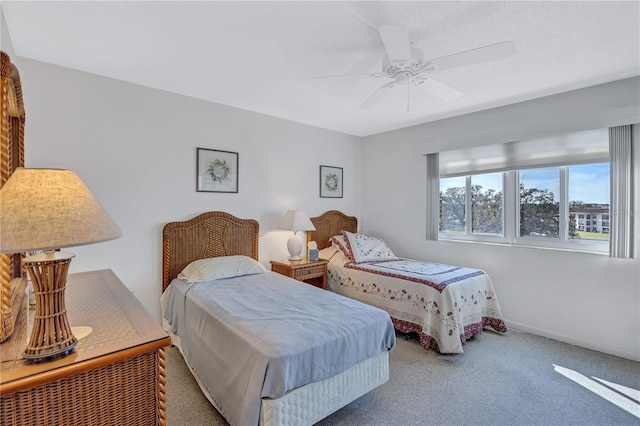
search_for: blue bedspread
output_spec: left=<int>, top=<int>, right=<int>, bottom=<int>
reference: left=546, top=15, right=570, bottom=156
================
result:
left=163, top=271, right=396, bottom=426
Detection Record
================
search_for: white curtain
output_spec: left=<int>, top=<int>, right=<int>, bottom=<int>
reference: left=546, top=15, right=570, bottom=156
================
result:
left=609, top=125, right=634, bottom=259
left=425, top=153, right=439, bottom=241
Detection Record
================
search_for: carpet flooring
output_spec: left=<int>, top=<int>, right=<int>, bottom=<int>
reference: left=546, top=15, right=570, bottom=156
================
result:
left=165, top=329, right=640, bottom=425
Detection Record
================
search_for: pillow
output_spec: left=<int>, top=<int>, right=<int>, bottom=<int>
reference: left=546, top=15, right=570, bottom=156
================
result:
left=342, top=230, right=398, bottom=264
left=319, top=246, right=338, bottom=261
left=329, top=234, right=354, bottom=261
left=178, top=255, right=267, bottom=283
left=320, top=245, right=351, bottom=265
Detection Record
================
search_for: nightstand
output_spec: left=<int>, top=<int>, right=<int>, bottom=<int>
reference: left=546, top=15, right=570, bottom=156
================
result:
left=270, top=258, right=329, bottom=289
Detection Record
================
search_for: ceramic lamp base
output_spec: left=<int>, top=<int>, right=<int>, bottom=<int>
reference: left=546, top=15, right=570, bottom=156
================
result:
left=286, top=234, right=304, bottom=260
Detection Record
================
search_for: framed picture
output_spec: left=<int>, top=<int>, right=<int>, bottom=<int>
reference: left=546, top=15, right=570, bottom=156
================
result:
left=319, top=165, right=343, bottom=198
left=196, top=148, right=238, bottom=193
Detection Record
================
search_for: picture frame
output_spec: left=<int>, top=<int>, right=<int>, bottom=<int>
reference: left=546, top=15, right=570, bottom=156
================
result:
left=319, top=165, right=343, bottom=198
left=196, top=148, right=238, bottom=193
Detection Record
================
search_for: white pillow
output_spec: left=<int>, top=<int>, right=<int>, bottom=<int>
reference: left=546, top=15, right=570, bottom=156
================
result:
left=178, top=255, right=267, bottom=283
left=320, top=245, right=351, bottom=265
left=342, top=231, right=398, bottom=264
left=319, top=246, right=338, bottom=261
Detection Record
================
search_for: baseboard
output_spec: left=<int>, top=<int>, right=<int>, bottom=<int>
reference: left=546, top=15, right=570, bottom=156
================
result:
left=504, top=319, right=640, bottom=362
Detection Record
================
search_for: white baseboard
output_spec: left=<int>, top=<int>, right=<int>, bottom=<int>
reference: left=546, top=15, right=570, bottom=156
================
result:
left=503, top=319, right=640, bottom=362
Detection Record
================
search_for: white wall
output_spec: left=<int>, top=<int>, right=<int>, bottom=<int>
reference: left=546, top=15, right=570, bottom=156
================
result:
left=6, top=53, right=361, bottom=321
left=361, top=78, right=640, bottom=361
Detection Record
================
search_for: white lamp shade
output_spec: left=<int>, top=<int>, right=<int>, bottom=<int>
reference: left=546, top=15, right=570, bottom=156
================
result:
left=0, top=168, right=121, bottom=253
left=277, top=210, right=316, bottom=232
left=277, top=210, right=315, bottom=260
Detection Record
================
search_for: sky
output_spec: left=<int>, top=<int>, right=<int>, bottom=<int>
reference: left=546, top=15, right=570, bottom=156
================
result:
left=568, top=163, right=610, bottom=204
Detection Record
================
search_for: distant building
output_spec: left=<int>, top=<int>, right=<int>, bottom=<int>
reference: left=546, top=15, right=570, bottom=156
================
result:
left=570, top=206, right=610, bottom=234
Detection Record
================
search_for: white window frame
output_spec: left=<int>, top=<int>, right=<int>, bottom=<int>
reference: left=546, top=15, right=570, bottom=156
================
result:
left=431, top=125, right=635, bottom=258
left=438, top=165, right=610, bottom=255
left=439, top=173, right=507, bottom=243
left=514, top=166, right=608, bottom=253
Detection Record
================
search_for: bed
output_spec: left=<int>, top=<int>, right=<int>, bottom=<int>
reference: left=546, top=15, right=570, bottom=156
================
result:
left=308, top=210, right=507, bottom=354
left=160, top=211, right=396, bottom=426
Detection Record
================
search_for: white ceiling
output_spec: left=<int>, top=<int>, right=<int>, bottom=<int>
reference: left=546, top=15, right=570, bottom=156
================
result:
left=2, top=1, right=639, bottom=137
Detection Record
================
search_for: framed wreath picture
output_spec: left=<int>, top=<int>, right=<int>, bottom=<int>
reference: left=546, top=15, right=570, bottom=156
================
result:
left=196, top=148, right=238, bottom=193
left=319, top=165, right=343, bottom=198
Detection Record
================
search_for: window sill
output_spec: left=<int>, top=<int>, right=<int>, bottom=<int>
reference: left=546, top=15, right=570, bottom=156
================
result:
left=437, top=235, right=609, bottom=256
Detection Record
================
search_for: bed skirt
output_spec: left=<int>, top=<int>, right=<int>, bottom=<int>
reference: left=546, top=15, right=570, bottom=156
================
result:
left=164, top=322, right=390, bottom=426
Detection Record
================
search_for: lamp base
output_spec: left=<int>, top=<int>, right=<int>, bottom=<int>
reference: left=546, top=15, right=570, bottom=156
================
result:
left=286, top=234, right=304, bottom=261
left=23, top=344, right=76, bottom=362
left=22, top=251, right=78, bottom=362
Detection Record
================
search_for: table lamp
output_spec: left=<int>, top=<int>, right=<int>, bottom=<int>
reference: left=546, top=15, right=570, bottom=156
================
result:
left=277, top=210, right=316, bottom=261
left=0, top=168, right=121, bottom=362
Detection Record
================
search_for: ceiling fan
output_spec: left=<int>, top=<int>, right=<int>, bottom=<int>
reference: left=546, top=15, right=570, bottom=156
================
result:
left=316, top=25, right=515, bottom=111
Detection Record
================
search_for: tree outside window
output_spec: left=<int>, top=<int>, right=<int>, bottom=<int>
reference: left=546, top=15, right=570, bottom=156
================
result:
left=439, top=177, right=465, bottom=232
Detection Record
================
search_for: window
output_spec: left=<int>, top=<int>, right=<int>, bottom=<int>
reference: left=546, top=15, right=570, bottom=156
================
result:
left=519, top=167, right=559, bottom=238
left=568, top=163, right=610, bottom=242
left=430, top=125, right=634, bottom=257
left=433, top=128, right=619, bottom=254
left=472, top=173, right=503, bottom=235
left=439, top=173, right=503, bottom=236
left=439, top=176, right=465, bottom=232
left=438, top=162, right=610, bottom=251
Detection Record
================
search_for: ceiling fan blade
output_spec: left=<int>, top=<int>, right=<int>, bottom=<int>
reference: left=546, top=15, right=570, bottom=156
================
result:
left=378, top=25, right=412, bottom=65
left=423, top=41, right=515, bottom=72
left=312, top=72, right=387, bottom=80
left=415, top=76, right=462, bottom=101
left=359, top=81, right=396, bottom=110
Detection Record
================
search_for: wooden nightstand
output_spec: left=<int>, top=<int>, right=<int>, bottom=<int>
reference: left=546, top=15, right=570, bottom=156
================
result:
left=270, top=258, right=329, bottom=289
left=0, top=269, right=171, bottom=426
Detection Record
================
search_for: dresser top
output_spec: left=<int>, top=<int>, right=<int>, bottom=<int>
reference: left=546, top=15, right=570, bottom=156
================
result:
left=1, top=269, right=170, bottom=389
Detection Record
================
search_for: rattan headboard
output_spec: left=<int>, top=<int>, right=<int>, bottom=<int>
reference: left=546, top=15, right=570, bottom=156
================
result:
left=162, top=211, right=260, bottom=291
left=308, top=210, right=358, bottom=250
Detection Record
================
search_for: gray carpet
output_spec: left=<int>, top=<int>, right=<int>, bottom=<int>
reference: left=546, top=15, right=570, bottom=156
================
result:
left=166, top=329, right=640, bottom=425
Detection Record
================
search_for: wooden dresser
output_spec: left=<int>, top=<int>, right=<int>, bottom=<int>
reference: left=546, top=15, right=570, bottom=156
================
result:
left=0, top=269, right=171, bottom=426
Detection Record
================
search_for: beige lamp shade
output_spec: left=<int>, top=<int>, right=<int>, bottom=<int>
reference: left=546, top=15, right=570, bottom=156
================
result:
left=0, top=168, right=121, bottom=253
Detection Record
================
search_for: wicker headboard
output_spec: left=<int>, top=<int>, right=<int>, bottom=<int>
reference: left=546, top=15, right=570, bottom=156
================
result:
left=162, top=211, right=260, bottom=291
left=308, top=210, right=358, bottom=250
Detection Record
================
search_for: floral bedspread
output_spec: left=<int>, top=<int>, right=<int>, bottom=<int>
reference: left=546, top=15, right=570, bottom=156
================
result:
left=346, top=260, right=487, bottom=292
left=328, top=257, right=507, bottom=354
